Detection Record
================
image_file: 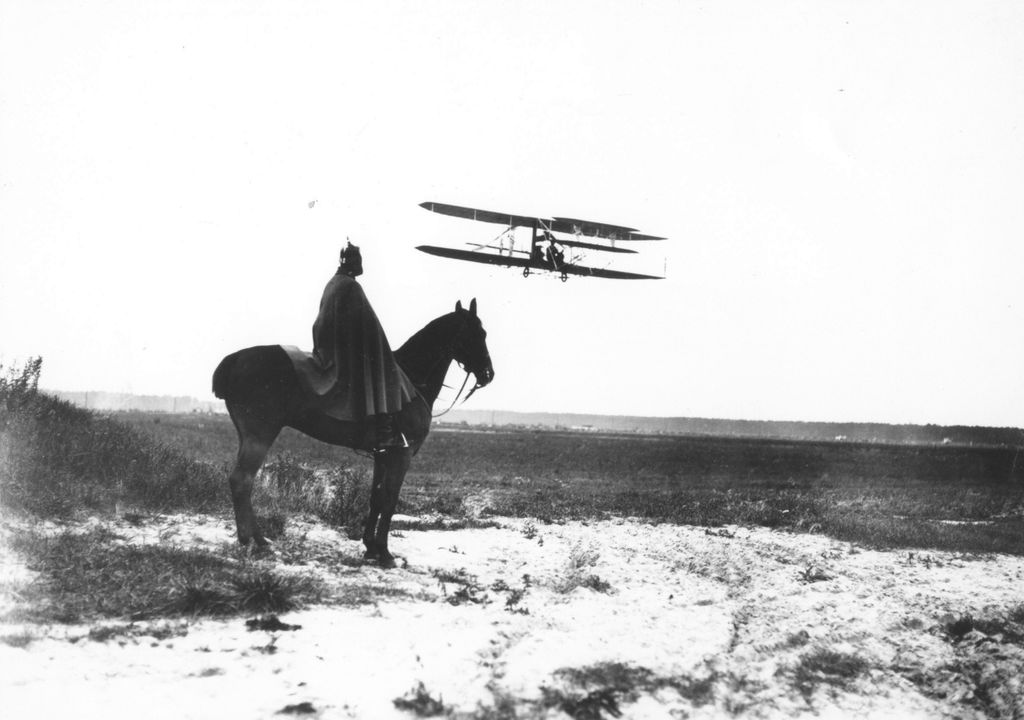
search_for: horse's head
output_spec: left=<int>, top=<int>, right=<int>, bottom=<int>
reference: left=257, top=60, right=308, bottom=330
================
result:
left=452, top=298, right=494, bottom=393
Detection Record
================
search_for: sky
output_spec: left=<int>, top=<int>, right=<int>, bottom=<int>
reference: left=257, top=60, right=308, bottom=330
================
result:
left=1, top=0, right=1023, bottom=427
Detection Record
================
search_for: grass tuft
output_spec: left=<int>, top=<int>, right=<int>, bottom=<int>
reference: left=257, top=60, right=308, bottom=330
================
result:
left=174, top=582, right=236, bottom=616
left=789, top=648, right=870, bottom=698
left=552, top=543, right=613, bottom=594
left=432, top=567, right=490, bottom=606
left=231, top=569, right=320, bottom=614
left=4, top=526, right=325, bottom=622
left=393, top=682, right=448, bottom=716
left=540, top=662, right=716, bottom=719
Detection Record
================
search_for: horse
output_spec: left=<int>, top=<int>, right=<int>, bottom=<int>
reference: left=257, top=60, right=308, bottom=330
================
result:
left=211, top=298, right=494, bottom=568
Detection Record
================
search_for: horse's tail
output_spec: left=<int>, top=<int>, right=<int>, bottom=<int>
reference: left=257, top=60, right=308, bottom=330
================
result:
left=212, top=351, right=240, bottom=400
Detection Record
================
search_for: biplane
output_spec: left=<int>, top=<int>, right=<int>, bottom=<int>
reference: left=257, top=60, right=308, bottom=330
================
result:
left=417, top=202, right=666, bottom=281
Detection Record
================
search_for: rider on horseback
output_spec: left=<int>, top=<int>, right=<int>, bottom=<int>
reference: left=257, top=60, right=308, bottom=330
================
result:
left=312, top=241, right=414, bottom=451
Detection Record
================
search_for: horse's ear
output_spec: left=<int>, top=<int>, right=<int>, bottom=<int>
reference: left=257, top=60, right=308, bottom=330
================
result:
left=456, top=300, right=463, bottom=312
left=469, top=298, right=477, bottom=316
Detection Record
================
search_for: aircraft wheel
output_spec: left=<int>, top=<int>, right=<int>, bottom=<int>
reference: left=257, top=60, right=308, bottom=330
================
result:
left=523, top=267, right=530, bottom=278
left=560, top=273, right=568, bottom=282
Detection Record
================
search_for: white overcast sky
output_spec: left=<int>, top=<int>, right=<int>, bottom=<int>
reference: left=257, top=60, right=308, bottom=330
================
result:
left=2, top=0, right=1022, bottom=426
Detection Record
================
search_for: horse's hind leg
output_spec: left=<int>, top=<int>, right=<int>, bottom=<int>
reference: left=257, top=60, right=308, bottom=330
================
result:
left=227, top=406, right=280, bottom=546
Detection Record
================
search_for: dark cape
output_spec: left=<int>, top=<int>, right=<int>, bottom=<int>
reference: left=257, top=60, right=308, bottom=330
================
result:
left=284, top=271, right=416, bottom=421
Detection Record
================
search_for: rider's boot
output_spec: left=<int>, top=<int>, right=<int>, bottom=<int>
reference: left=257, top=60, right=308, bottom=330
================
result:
left=374, top=414, right=408, bottom=453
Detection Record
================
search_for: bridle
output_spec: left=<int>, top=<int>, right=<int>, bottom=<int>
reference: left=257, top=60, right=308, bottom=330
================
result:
left=404, top=311, right=490, bottom=419
left=427, top=337, right=489, bottom=419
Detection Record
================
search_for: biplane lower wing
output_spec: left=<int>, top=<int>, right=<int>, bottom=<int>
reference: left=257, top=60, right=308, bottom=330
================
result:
left=416, top=245, right=663, bottom=280
left=417, top=245, right=532, bottom=269
left=557, top=238, right=637, bottom=254
left=558, top=264, right=664, bottom=280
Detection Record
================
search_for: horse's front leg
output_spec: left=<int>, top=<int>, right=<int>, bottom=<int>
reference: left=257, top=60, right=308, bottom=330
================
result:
left=362, top=461, right=387, bottom=560
left=369, top=448, right=411, bottom=569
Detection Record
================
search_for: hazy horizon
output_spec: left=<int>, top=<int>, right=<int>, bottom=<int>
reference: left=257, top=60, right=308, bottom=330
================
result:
left=42, top=387, right=1024, bottom=430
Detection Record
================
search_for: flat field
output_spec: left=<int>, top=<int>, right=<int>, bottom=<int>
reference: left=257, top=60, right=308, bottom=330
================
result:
left=120, top=411, right=1024, bottom=555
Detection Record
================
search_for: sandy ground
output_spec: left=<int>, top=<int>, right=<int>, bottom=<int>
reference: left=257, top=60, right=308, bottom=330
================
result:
left=2, top=512, right=1024, bottom=719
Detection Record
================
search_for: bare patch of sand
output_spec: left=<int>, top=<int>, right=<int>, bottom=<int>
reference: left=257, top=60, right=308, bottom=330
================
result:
left=2, top=513, right=1024, bottom=718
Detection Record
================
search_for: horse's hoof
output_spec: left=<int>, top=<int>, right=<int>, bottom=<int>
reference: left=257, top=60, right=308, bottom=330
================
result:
left=236, top=537, right=275, bottom=559
left=378, top=555, right=397, bottom=570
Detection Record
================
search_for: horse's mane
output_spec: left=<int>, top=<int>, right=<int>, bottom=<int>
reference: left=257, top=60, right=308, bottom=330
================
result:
left=395, top=311, right=458, bottom=363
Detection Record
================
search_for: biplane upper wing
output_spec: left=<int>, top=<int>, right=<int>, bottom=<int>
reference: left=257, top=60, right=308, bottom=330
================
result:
left=416, top=245, right=533, bottom=269
left=624, top=232, right=667, bottom=241
left=420, top=202, right=666, bottom=241
left=419, top=202, right=539, bottom=229
left=549, top=217, right=635, bottom=237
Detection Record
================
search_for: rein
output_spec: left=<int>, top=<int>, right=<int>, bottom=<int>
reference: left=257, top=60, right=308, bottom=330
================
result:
left=431, top=369, right=473, bottom=418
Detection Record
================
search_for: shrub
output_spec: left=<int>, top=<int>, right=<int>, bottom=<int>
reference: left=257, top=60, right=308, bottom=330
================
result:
left=1, top=359, right=223, bottom=516
left=322, top=467, right=371, bottom=537
left=0, top=357, right=42, bottom=415
left=258, top=455, right=371, bottom=539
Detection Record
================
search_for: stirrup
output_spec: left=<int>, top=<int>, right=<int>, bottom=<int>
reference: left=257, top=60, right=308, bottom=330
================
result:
left=374, top=432, right=408, bottom=453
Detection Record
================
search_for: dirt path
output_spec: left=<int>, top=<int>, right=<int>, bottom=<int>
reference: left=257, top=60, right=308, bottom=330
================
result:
left=2, top=514, right=1024, bottom=719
